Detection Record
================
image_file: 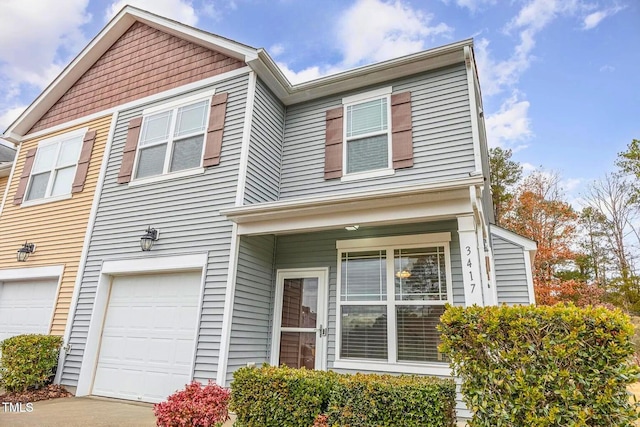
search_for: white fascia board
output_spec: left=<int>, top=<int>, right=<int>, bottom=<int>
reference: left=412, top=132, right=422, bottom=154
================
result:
left=3, top=5, right=258, bottom=139
left=223, top=177, right=482, bottom=221
left=101, top=253, right=208, bottom=275
left=490, top=225, right=537, bottom=251
left=250, top=39, right=471, bottom=106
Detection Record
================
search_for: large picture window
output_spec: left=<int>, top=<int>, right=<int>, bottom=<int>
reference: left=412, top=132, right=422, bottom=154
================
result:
left=25, top=132, right=83, bottom=202
left=134, top=99, right=209, bottom=180
left=337, top=234, right=452, bottom=367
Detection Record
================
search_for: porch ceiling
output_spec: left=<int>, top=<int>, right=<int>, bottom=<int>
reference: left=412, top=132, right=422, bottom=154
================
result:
left=222, top=178, right=482, bottom=235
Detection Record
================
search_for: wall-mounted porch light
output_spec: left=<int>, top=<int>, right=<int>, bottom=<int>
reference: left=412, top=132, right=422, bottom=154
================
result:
left=17, top=242, right=36, bottom=262
left=140, top=227, right=159, bottom=251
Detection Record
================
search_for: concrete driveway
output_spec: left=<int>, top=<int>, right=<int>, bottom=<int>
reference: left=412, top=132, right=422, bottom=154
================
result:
left=0, top=396, right=236, bottom=426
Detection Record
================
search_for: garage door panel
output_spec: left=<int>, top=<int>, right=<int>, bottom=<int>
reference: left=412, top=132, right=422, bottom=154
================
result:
left=0, top=279, right=57, bottom=342
left=92, top=271, right=201, bottom=403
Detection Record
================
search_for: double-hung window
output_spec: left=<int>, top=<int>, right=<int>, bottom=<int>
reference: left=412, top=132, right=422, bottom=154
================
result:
left=336, top=233, right=452, bottom=369
left=135, top=98, right=209, bottom=179
left=343, top=87, right=392, bottom=176
left=25, top=131, right=84, bottom=202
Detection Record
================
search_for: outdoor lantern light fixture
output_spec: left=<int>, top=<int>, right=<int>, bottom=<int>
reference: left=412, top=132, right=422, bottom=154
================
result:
left=140, top=227, right=159, bottom=251
left=17, top=242, right=36, bottom=262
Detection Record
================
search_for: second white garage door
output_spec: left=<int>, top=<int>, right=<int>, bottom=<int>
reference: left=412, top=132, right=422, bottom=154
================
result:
left=0, top=279, right=58, bottom=343
left=92, top=271, right=201, bottom=403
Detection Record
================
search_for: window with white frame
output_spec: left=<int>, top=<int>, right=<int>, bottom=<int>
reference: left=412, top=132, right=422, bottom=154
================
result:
left=337, top=234, right=452, bottom=365
left=135, top=98, right=209, bottom=179
left=25, top=132, right=83, bottom=201
left=343, top=88, right=392, bottom=175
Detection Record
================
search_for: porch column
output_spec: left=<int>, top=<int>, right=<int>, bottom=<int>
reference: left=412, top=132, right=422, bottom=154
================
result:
left=457, top=215, right=484, bottom=306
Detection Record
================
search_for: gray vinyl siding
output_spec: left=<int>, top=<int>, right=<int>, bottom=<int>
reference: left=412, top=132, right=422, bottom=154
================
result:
left=225, top=234, right=276, bottom=383
left=279, top=64, right=474, bottom=199
left=243, top=78, right=285, bottom=204
left=61, top=73, right=249, bottom=386
left=492, top=234, right=531, bottom=305
left=273, top=220, right=463, bottom=371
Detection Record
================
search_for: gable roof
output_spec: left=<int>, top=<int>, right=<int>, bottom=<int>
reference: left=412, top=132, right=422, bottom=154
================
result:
left=3, top=5, right=472, bottom=141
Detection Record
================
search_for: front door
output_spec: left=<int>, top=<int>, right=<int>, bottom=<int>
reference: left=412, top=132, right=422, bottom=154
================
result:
left=271, top=269, right=328, bottom=370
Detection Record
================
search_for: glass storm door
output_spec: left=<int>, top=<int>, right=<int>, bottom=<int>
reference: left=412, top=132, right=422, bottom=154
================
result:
left=271, top=269, right=328, bottom=370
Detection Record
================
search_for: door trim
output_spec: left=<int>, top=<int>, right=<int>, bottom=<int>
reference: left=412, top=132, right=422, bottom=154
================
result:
left=270, top=268, right=329, bottom=371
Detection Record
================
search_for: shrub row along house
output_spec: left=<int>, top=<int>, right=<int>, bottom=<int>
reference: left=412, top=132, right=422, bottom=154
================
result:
left=0, top=6, right=535, bottom=415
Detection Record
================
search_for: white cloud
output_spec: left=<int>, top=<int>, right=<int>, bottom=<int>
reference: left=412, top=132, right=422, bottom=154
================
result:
left=582, top=6, right=624, bottom=30
left=277, top=0, right=452, bottom=84
left=0, top=105, right=27, bottom=133
left=521, top=162, right=537, bottom=173
left=449, top=0, right=496, bottom=12
left=0, top=0, right=91, bottom=94
left=599, top=64, right=615, bottom=72
left=338, top=0, right=452, bottom=67
left=485, top=91, right=532, bottom=148
left=105, top=0, right=198, bottom=26
left=270, top=43, right=285, bottom=57
left=561, top=177, right=582, bottom=192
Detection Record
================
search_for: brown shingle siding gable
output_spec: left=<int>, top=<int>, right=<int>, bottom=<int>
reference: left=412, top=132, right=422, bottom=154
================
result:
left=29, top=21, right=245, bottom=134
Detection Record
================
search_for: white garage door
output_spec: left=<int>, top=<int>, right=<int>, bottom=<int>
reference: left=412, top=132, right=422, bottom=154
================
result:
left=92, top=271, right=201, bottom=403
left=0, top=279, right=58, bottom=343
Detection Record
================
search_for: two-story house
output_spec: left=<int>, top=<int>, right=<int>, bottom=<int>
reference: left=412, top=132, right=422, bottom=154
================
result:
left=1, top=6, right=535, bottom=413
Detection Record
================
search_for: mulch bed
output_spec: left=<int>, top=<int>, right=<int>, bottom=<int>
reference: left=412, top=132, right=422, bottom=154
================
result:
left=0, top=384, right=73, bottom=403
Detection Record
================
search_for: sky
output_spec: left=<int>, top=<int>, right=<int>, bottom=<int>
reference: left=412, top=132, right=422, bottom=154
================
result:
left=0, top=0, right=638, bottom=200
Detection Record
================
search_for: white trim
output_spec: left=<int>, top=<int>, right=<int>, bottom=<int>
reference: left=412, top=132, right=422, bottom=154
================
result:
left=12, top=67, right=251, bottom=142
left=75, top=253, right=208, bottom=397
left=55, top=111, right=118, bottom=385
left=464, top=46, right=483, bottom=174
left=127, top=167, right=205, bottom=188
left=216, top=224, right=241, bottom=386
left=0, top=264, right=64, bottom=281
left=21, top=194, right=72, bottom=208
left=524, top=249, right=536, bottom=305
left=142, top=89, right=216, bottom=115
left=334, top=234, right=453, bottom=370
left=223, top=177, right=481, bottom=219
left=235, top=71, right=257, bottom=206
left=332, top=360, right=451, bottom=376
left=340, top=168, right=394, bottom=182
left=457, top=215, right=484, bottom=306
left=270, top=268, right=329, bottom=370
left=337, top=232, right=451, bottom=250
left=490, top=225, right=537, bottom=251
left=100, top=253, right=208, bottom=275
left=342, top=86, right=392, bottom=104
left=0, top=144, right=20, bottom=217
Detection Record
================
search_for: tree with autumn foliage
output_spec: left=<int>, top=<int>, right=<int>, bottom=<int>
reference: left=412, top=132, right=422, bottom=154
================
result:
left=502, top=171, right=578, bottom=284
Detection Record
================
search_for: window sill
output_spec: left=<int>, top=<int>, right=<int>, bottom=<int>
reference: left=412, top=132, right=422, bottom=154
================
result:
left=128, top=167, right=205, bottom=188
left=340, top=168, right=394, bottom=182
left=332, top=359, right=451, bottom=376
left=21, top=193, right=72, bottom=208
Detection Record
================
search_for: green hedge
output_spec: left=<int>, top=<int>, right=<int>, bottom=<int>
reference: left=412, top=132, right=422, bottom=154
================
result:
left=230, top=365, right=456, bottom=427
left=439, top=304, right=640, bottom=426
left=326, top=373, right=456, bottom=427
left=230, top=365, right=335, bottom=427
left=0, top=334, right=63, bottom=392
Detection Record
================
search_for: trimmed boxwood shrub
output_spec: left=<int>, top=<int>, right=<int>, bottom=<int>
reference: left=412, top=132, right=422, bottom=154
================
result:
left=230, top=365, right=456, bottom=427
left=326, top=373, right=456, bottom=427
left=0, top=334, right=63, bottom=392
left=231, top=365, right=336, bottom=427
left=439, top=304, right=640, bottom=426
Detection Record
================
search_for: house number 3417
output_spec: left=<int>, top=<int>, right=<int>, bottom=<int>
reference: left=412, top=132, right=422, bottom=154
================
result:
left=465, top=246, right=475, bottom=293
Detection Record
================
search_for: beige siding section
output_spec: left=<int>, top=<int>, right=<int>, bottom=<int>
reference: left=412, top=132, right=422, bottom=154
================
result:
left=0, top=115, right=111, bottom=336
left=0, top=176, right=8, bottom=210
left=30, top=22, right=245, bottom=133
